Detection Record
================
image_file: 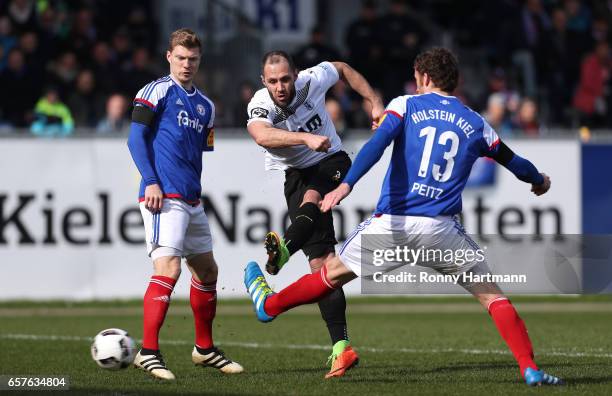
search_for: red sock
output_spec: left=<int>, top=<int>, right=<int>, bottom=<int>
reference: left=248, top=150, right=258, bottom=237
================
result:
left=142, top=275, right=176, bottom=350
left=488, top=298, right=538, bottom=377
left=190, top=278, right=217, bottom=349
left=264, top=266, right=335, bottom=316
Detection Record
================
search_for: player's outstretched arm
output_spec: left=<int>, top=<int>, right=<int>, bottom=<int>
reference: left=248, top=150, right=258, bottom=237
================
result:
left=321, top=112, right=402, bottom=212
left=331, top=62, right=385, bottom=125
left=127, top=106, right=164, bottom=212
left=247, top=121, right=330, bottom=152
left=490, top=140, right=551, bottom=196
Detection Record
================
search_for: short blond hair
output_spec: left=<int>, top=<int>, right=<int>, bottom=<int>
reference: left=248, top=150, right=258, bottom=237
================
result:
left=168, top=28, right=201, bottom=52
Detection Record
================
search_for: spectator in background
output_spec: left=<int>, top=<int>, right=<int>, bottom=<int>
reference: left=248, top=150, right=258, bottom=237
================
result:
left=121, top=46, right=157, bottom=97
left=345, top=0, right=382, bottom=86
left=111, top=28, right=132, bottom=68
left=97, top=93, right=129, bottom=133
left=47, top=51, right=79, bottom=98
left=68, top=69, right=105, bottom=128
left=36, top=6, right=65, bottom=61
left=377, top=0, right=427, bottom=101
left=510, top=0, right=551, bottom=98
left=543, top=8, right=579, bottom=126
left=68, top=8, right=97, bottom=60
left=483, top=93, right=513, bottom=136
left=329, top=80, right=354, bottom=125
left=125, top=6, right=156, bottom=51
left=232, top=81, right=255, bottom=127
left=564, top=0, right=591, bottom=35
left=31, top=86, right=74, bottom=136
left=0, top=47, right=38, bottom=126
left=7, top=0, right=36, bottom=34
left=293, top=25, right=341, bottom=70
left=90, top=41, right=118, bottom=94
left=589, top=18, right=609, bottom=50
left=484, top=67, right=521, bottom=112
left=325, top=97, right=347, bottom=137
left=18, top=31, right=43, bottom=75
left=0, top=16, right=17, bottom=71
left=513, top=97, right=540, bottom=136
left=573, top=40, right=611, bottom=127
left=351, top=87, right=384, bottom=129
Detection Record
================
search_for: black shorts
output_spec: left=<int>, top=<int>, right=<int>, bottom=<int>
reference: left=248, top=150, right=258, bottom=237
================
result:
left=284, top=151, right=352, bottom=260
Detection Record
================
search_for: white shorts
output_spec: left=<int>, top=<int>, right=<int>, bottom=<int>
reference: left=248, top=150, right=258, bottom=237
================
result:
left=339, top=214, right=490, bottom=281
left=140, top=199, right=213, bottom=258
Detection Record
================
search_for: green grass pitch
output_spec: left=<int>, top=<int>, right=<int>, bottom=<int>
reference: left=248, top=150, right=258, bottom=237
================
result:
left=0, top=296, right=611, bottom=395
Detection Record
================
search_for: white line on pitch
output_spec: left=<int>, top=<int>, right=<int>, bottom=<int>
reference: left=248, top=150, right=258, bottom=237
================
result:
left=1, top=333, right=611, bottom=359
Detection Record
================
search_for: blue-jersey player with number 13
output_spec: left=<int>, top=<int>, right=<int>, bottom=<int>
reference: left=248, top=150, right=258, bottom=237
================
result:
left=245, top=47, right=564, bottom=386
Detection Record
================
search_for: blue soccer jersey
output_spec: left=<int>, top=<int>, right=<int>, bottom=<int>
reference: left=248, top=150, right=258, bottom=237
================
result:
left=346, top=92, right=501, bottom=217
left=132, top=75, right=215, bottom=204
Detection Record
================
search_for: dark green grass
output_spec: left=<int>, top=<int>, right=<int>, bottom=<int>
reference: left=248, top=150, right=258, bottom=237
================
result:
left=0, top=297, right=611, bottom=395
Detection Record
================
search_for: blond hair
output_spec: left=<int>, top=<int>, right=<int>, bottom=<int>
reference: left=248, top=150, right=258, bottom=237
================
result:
left=168, top=28, right=201, bottom=52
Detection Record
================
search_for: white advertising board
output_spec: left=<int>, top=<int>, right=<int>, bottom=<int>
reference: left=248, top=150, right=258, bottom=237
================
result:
left=0, top=137, right=580, bottom=299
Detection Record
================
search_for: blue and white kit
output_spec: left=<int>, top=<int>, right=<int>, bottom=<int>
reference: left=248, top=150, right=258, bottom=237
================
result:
left=128, top=75, right=216, bottom=258
left=339, top=92, right=543, bottom=279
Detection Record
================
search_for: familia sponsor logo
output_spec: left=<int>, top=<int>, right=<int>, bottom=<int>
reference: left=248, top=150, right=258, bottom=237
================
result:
left=177, top=110, right=204, bottom=133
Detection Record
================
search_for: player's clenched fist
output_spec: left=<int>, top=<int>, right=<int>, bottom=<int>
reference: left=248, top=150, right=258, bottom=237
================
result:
left=531, top=173, right=551, bottom=196
left=144, top=183, right=164, bottom=212
left=370, top=98, right=385, bottom=131
left=305, top=135, right=331, bottom=152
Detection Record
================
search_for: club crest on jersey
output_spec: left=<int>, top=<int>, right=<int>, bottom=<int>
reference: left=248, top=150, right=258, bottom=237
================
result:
left=250, top=107, right=269, bottom=119
left=197, top=104, right=205, bottom=115
left=177, top=110, right=204, bottom=133
left=304, top=99, right=314, bottom=110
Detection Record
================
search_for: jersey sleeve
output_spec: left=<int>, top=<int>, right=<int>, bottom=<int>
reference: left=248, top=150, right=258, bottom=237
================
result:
left=304, top=61, right=340, bottom=92
left=203, top=101, right=215, bottom=152
left=480, top=119, right=501, bottom=157
left=133, top=80, right=169, bottom=112
left=382, top=96, right=408, bottom=124
left=247, top=93, right=275, bottom=126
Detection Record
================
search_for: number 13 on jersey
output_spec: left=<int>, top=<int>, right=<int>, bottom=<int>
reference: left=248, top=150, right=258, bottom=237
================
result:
left=418, top=126, right=460, bottom=182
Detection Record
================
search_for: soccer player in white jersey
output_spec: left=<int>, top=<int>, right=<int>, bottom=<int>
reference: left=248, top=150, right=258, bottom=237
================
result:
left=245, top=48, right=564, bottom=386
left=246, top=51, right=384, bottom=378
left=127, top=28, right=243, bottom=380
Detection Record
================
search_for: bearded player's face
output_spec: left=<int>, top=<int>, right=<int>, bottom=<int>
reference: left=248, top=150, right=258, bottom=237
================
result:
left=261, top=60, right=297, bottom=108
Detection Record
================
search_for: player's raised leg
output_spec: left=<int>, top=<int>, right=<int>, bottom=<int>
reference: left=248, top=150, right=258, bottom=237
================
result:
left=265, top=189, right=322, bottom=275
left=187, top=251, right=243, bottom=374
left=133, top=252, right=180, bottom=380
left=467, top=280, right=564, bottom=386
left=245, top=256, right=356, bottom=320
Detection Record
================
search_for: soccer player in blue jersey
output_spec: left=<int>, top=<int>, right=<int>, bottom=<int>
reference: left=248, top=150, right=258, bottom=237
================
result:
left=245, top=48, right=564, bottom=386
left=127, top=28, right=243, bottom=380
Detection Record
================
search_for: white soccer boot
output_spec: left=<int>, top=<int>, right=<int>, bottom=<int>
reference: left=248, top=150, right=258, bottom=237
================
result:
left=192, top=346, right=244, bottom=374
left=133, top=350, right=176, bottom=380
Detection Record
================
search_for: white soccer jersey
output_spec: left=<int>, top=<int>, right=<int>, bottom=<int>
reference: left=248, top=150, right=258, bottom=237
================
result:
left=247, top=61, right=343, bottom=170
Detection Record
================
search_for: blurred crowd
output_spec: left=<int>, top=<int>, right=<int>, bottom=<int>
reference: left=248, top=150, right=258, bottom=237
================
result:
left=1, top=0, right=612, bottom=136
left=319, top=0, right=612, bottom=136
left=0, top=0, right=157, bottom=135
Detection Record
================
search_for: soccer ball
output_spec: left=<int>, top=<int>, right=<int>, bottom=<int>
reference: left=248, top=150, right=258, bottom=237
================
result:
left=90, top=328, right=136, bottom=370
